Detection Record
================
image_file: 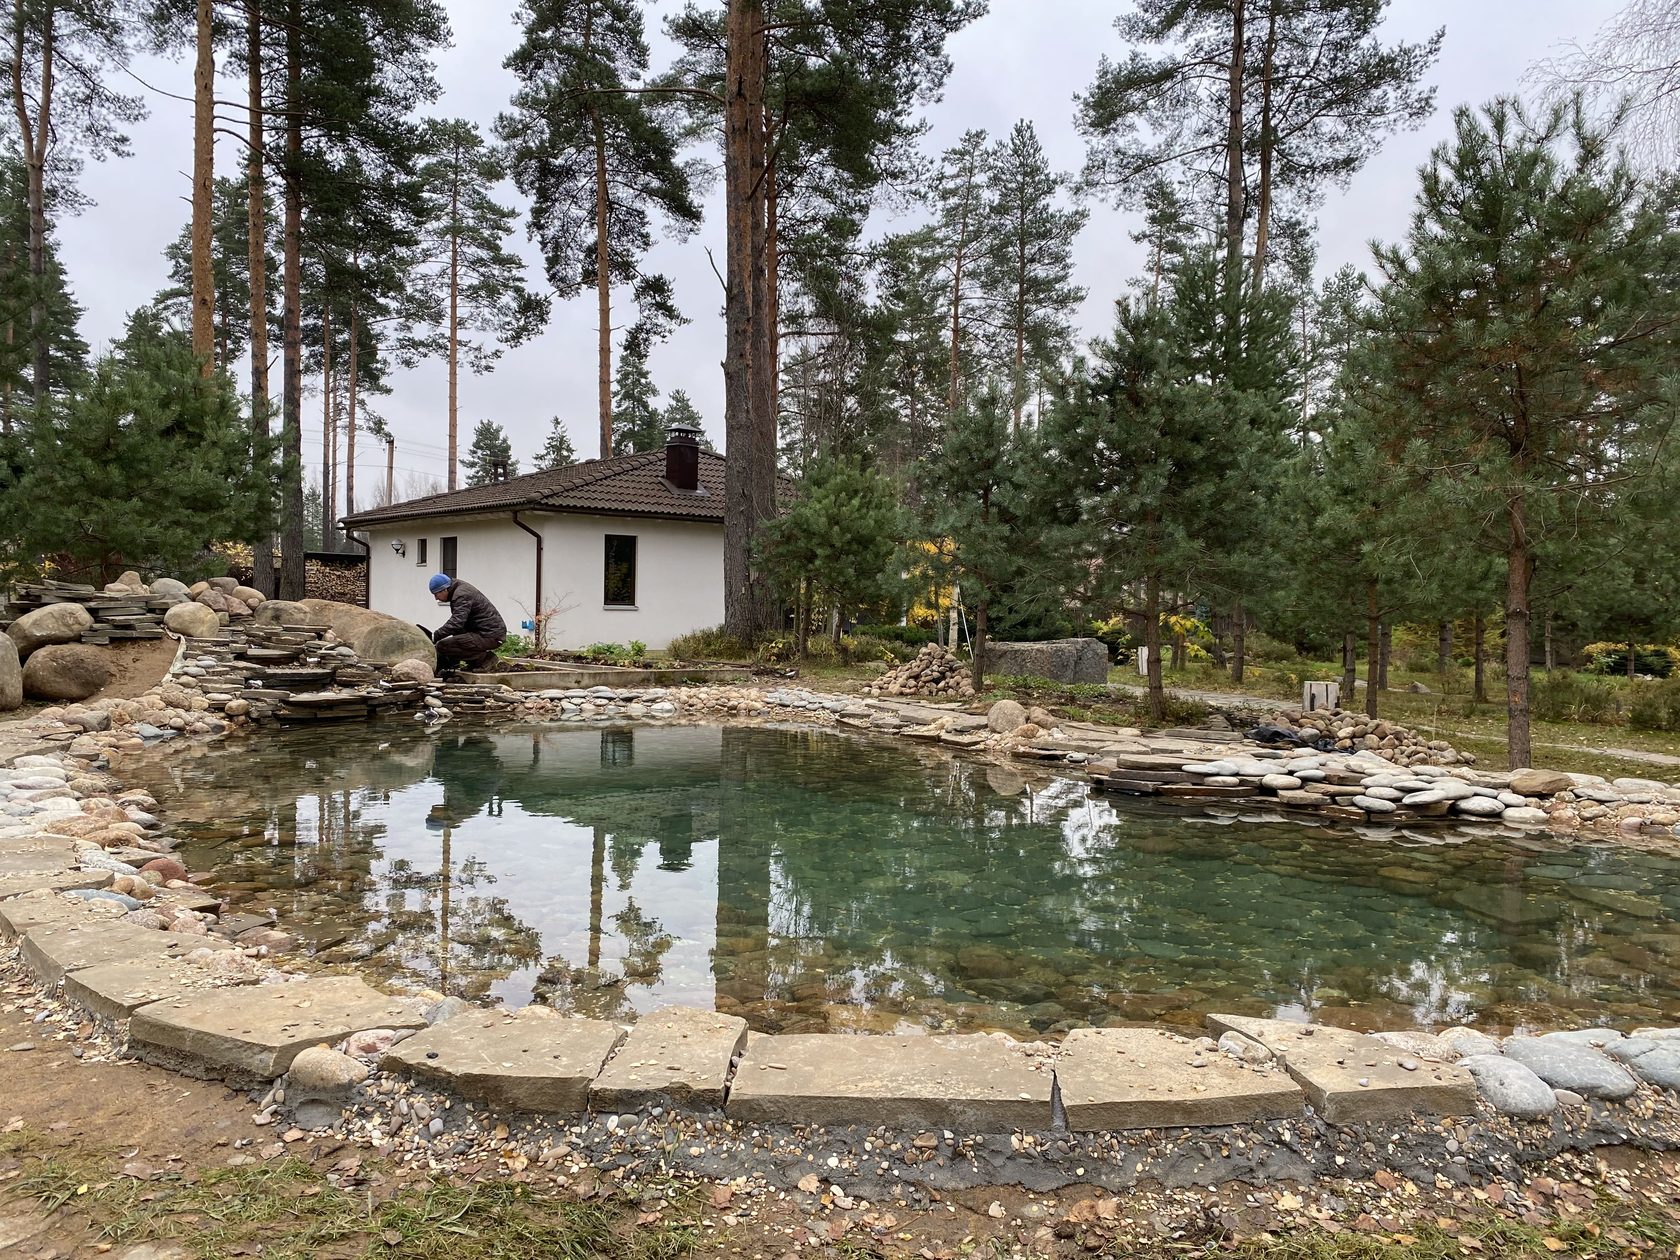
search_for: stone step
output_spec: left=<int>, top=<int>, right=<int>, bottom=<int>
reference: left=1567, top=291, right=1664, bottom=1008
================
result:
left=63, top=956, right=250, bottom=1021
left=20, top=919, right=232, bottom=987
left=1056, top=1027, right=1304, bottom=1131
left=591, top=1005, right=746, bottom=1111
left=383, top=1007, right=623, bottom=1114
left=130, top=975, right=428, bottom=1085
left=1207, top=1015, right=1475, bottom=1123
left=725, top=1033, right=1052, bottom=1131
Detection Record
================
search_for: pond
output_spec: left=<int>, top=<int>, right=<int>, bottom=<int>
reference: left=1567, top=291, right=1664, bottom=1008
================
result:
left=118, top=723, right=1680, bottom=1037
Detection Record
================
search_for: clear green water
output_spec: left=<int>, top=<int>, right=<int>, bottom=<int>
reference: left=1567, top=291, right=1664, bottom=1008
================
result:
left=120, top=723, right=1680, bottom=1036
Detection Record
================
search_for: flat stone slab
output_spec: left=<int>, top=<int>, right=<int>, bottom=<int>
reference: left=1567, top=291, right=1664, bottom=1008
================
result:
left=63, top=956, right=245, bottom=1021
left=591, top=1005, right=746, bottom=1110
left=1056, top=1027, right=1303, bottom=1131
left=383, top=1007, right=623, bottom=1113
left=1207, top=1015, right=1475, bottom=1123
left=1503, top=1036, right=1639, bottom=1100
left=0, top=889, right=119, bottom=940
left=0, top=868, right=115, bottom=899
left=19, top=919, right=231, bottom=987
left=131, top=976, right=427, bottom=1084
left=0, top=835, right=79, bottom=875
left=726, top=1033, right=1052, bottom=1131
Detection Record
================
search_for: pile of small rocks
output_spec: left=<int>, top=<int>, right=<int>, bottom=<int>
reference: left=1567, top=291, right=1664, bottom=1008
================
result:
left=861, top=644, right=975, bottom=699
left=1265, top=706, right=1471, bottom=766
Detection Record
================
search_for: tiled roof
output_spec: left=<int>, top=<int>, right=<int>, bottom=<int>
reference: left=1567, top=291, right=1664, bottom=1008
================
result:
left=340, top=449, right=727, bottom=529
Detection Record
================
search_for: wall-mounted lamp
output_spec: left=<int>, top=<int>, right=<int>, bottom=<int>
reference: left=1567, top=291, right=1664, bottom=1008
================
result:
left=391, top=540, right=406, bottom=556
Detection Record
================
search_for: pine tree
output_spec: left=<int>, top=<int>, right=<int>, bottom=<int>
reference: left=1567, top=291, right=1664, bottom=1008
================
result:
left=4, top=308, right=275, bottom=582
left=0, top=157, right=88, bottom=434
left=759, top=456, right=903, bottom=655
left=461, top=419, right=519, bottom=487
left=978, top=120, right=1086, bottom=430
left=536, top=417, right=577, bottom=469
left=661, top=389, right=703, bottom=436
left=160, top=175, right=277, bottom=367
left=1362, top=98, right=1680, bottom=768
left=415, top=118, right=549, bottom=491
left=499, top=0, right=700, bottom=460
left=932, top=130, right=993, bottom=417
left=610, top=335, right=664, bottom=455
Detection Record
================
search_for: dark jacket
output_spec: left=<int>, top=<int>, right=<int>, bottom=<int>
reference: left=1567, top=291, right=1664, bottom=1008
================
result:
left=433, top=579, right=507, bottom=643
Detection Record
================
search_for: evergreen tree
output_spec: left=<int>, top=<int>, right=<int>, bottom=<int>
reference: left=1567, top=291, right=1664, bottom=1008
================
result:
left=536, top=416, right=577, bottom=469
left=0, top=157, right=88, bottom=434
left=461, top=419, right=519, bottom=487
left=3, top=308, right=274, bottom=582
left=499, top=0, right=700, bottom=460
left=159, top=174, right=277, bottom=366
left=414, top=117, right=549, bottom=491
left=979, top=119, right=1086, bottom=430
left=610, top=335, right=664, bottom=455
left=759, top=455, right=903, bottom=656
left=661, top=389, right=703, bottom=436
left=932, top=129, right=993, bottom=417
left=1363, top=97, right=1680, bottom=767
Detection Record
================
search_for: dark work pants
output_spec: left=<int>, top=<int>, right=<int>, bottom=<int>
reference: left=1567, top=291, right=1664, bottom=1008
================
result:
left=433, top=630, right=502, bottom=671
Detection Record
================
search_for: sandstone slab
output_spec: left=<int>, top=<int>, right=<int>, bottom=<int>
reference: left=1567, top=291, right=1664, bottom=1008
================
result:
left=981, top=638, right=1109, bottom=685
left=62, top=956, right=242, bottom=1021
left=726, top=1033, right=1051, bottom=1131
left=131, top=976, right=427, bottom=1084
left=1056, top=1027, right=1302, bottom=1130
left=1206, top=1015, right=1475, bottom=1123
left=383, top=1007, right=622, bottom=1113
left=20, top=919, right=230, bottom=987
left=0, top=868, right=114, bottom=900
left=591, top=1005, right=746, bottom=1110
left=0, top=890, right=118, bottom=941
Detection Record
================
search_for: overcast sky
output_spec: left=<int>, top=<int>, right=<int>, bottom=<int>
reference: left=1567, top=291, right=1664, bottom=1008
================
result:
left=53, top=0, right=1621, bottom=501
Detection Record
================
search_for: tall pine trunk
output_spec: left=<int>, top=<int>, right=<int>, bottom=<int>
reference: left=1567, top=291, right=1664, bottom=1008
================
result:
left=1364, top=583, right=1380, bottom=718
left=446, top=156, right=460, bottom=490
left=1437, top=620, right=1452, bottom=675
left=1231, top=599, right=1246, bottom=684
left=346, top=305, right=358, bottom=519
left=321, top=303, right=334, bottom=551
left=1506, top=498, right=1534, bottom=768
left=279, top=0, right=306, bottom=598
left=8, top=4, right=54, bottom=401
left=592, top=108, right=612, bottom=458
left=721, top=0, right=776, bottom=640
left=190, top=0, right=215, bottom=371
left=1341, top=630, right=1357, bottom=699
left=1378, top=622, right=1391, bottom=691
left=1472, top=611, right=1488, bottom=704
left=1144, top=571, right=1165, bottom=724
left=246, top=0, right=276, bottom=597
left=1249, top=4, right=1277, bottom=286
left=1222, top=0, right=1245, bottom=287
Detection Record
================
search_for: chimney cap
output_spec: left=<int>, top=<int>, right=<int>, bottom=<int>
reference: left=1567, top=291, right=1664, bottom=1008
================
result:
left=664, top=421, right=701, bottom=444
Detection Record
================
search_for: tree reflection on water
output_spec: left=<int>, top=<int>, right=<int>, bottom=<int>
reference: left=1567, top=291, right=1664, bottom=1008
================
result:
left=128, top=722, right=1680, bottom=1034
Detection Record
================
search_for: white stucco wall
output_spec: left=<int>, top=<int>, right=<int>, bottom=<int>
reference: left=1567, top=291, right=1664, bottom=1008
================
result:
left=361, top=511, right=724, bottom=650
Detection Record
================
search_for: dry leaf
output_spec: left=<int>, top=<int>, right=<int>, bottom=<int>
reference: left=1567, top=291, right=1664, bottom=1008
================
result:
left=1277, top=1192, right=1303, bottom=1211
left=1542, top=1240, right=1568, bottom=1253
left=710, top=1186, right=734, bottom=1209
left=797, top=1173, right=822, bottom=1194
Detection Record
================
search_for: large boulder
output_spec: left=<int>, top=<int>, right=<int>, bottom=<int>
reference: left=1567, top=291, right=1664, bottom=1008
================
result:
left=986, top=698, right=1027, bottom=734
left=298, top=598, right=382, bottom=642
left=252, top=599, right=324, bottom=628
left=7, top=603, right=94, bottom=659
left=389, top=657, right=436, bottom=685
left=164, top=601, right=222, bottom=639
left=150, top=577, right=190, bottom=599
left=22, top=644, right=111, bottom=701
left=357, top=619, right=437, bottom=668
left=0, top=636, right=20, bottom=711
left=232, top=586, right=265, bottom=607
left=981, top=638, right=1110, bottom=685
left=1509, top=768, right=1574, bottom=797
left=207, top=576, right=239, bottom=593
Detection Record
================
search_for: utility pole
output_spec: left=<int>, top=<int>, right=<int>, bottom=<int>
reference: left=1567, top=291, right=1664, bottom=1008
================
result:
left=385, top=436, right=395, bottom=505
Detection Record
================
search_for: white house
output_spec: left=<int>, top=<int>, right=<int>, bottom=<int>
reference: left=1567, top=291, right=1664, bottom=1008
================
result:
left=341, top=426, right=724, bottom=651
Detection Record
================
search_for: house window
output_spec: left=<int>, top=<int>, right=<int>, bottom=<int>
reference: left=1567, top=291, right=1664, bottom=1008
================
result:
left=440, top=536, right=458, bottom=579
left=604, top=534, right=637, bottom=606
left=416, top=538, right=428, bottom=567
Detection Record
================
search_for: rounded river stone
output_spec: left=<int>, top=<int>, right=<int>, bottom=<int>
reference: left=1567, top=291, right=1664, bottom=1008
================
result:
left=1502, top=1036, right=1638, bottom=1099
left=1460, top=1054, right=1558, bottom=1119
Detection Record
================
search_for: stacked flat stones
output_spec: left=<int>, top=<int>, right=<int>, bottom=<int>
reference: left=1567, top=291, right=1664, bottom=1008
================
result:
left=1264, top=706, right=1471, bottom=767
left=506, top=686, right=681, bottom=725
left=1, top=577, right=171, bottom=644
left=862, top=644, right=977, bottom=699
left=160, top=627, right=420, bottom=726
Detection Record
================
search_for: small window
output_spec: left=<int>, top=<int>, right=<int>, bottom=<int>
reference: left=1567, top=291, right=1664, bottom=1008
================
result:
left=416, top=538, right=428, bottom=567
left=441, top=536, right=458, bottom=578
left=604, top=534, right=636, bottom=606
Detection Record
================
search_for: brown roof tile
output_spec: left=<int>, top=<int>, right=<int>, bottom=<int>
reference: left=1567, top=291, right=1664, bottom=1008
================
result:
left=341, top=449, right=726, bottom=529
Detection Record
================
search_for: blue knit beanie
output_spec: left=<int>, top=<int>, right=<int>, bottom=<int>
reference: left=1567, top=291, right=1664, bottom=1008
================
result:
left=428, top=573, right=452, bottom=595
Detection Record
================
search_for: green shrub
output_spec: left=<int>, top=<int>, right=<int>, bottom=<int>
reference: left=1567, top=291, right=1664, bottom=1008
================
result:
left=1242, top=632, right=1300, bottom=665
left=1630, top=677, right=1680, bottom=731
left=853, top=622, right=937, bottom=647
left=1584, top=642, right=1677, bottom=678
left=497, top=634, right=533, bottom=658
left=1530, top=672, right=1624, bottom=724
left=666, top=626, right=754, bottom=662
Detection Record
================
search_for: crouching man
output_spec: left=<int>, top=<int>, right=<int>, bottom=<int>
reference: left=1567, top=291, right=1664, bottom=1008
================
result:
left=424, top=573, right=507, bottom=674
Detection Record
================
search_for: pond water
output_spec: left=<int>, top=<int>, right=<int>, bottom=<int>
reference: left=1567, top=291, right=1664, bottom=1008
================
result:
left=119, top=723, right=1680, bottom=1037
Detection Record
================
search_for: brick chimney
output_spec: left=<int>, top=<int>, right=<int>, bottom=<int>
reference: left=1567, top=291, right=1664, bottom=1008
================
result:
left=664, top=422, right=701, bottom=492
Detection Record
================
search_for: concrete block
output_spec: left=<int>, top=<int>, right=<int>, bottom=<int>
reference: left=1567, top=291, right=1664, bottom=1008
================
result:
left=591, top=1005, right=746, bottom=1110
left=1056, top=1027, right=1303, bottom=1131
left=382, top=1007, right=623, bottom=1114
